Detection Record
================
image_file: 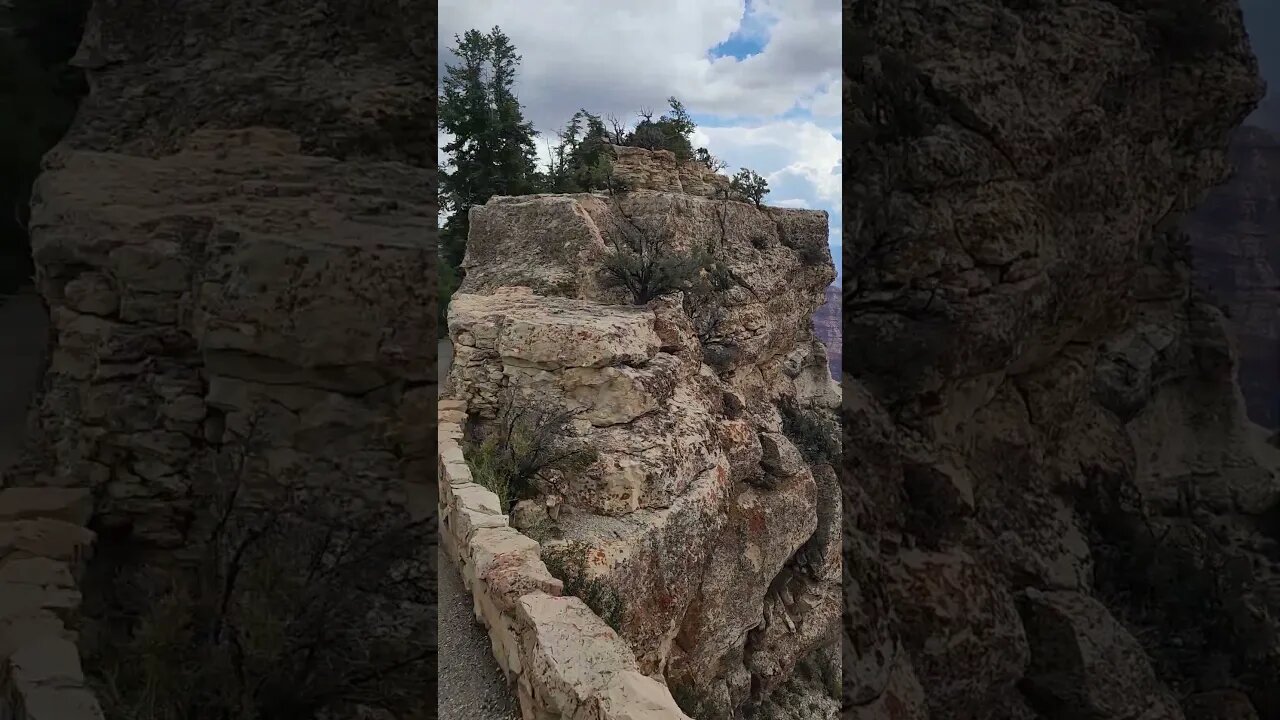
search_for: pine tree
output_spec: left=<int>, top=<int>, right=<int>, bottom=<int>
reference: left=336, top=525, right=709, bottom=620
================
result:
left=438, top=27, right=540, bottom=335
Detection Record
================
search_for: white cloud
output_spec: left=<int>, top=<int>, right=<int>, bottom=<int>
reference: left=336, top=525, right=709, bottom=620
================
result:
left=694, top=120, right=841, bottom=204
left=773, top=198, right=811, bottom=209
left=439, top=0, right=841, bottom=269
left=438, top=0, right=840, bottom=131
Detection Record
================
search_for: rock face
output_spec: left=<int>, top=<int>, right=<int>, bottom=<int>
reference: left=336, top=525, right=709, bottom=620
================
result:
left=15, top=0, right=432, bottom=541
left=9, top=1, right=433, bottom=716
left=850, top=2, right=1280, bottom=719
left=1187, top=125, right=1280, bottom=428
left=447, top=146, right=840, bottom=719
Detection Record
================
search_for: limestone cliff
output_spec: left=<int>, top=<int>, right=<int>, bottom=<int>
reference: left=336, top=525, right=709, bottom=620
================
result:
left=850, top=1, right=1280, bottom=718
left=8, top=1, right=435, bottom=717
left=446, top=145, right=841, bottom=719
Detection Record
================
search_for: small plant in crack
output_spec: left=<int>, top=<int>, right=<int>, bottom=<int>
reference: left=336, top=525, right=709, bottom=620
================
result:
left=465, top=389, right=598, bottom=513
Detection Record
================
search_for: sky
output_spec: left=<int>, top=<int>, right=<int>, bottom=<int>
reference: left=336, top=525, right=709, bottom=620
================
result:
left=437, top=0, right=842, bottom=278
left=1242, top=0, right=1280, bottom=131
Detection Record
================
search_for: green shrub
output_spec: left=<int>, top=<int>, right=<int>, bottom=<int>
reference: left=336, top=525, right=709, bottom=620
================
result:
left=601, top=204, right=715, bottom=305
left=779, top=400, right=840, bottom=467
left=542, top=543, right=626, bottom=633
left=464, top=392, right=597, bottom=513
left=729, top=168, right=769, bottom=207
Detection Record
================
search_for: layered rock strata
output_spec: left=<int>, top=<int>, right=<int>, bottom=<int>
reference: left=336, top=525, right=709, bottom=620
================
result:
left=9, top=0, right=434, bottom=717
left=849, top=1, right=1280, bottom=718
left=446, top=146, right=841, bottom=719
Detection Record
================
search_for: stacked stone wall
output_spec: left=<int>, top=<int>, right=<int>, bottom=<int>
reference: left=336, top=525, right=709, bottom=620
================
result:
left=438, top=397, right=692, bottom=720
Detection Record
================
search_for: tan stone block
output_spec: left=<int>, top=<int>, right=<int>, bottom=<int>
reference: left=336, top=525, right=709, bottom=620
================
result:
left=0, top=583, right=82, bottom=623
left=0, top=519, right=96, bottom=566
left=0, top=609, right=72, bottom=660
left=440, top=442, right=466, bottom=467
left=516, top=592, right=640, bottom=717
left=576, top=670, right=692, bottom=720
left=17, top=686, right=105, bottom=720
left=481, top=554, right=564, bottom=615
left=439, top=409, right=466, bottom=425
left=443, top=460, right=473, bottom=485
left=0, top=557, right=77, bottom=588
left=454, top=484, right=502, bottom=516
left=439, top=398, right=467, bottom=413
left=9, top=635, right=86, bottom=687
left=0, top=488, right=93, bottom=526
left=453, top=505, right=509, bottom=542
left=470, top=526, right=540, bottom=579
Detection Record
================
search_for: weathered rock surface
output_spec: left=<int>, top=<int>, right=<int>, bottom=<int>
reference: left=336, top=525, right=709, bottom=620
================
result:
left=850, top=1, right=1280, bottom=719
left=447, top=147, right=839, bottom=718
left=10, top=0, right=434, bottom=717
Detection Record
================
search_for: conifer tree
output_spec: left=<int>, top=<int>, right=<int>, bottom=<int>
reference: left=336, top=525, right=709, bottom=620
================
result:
left=438, top=26, right=539, bottom=332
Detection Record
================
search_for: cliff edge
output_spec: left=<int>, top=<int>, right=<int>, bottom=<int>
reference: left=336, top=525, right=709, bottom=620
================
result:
left=447, top=145, right=841, bottom=719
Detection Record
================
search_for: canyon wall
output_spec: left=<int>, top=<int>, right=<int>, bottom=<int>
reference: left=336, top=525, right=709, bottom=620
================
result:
left=446, top=145, right=842, bottom=719
left=6, top=1, right=435, bottom=717
left=1187, top=125, right=1280, bottom=429
left=849, top=1, right=1280, bottom=718
left=813, top=283, right=841, bottom=379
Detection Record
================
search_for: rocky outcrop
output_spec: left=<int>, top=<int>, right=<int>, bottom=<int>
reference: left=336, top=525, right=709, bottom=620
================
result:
left=850, top=1, right=1280, bottom=718
left=15, top=0, right=433, bottom=542
left=9, top=1, right=433, bottom=717
left=438, top=398, right=692, bottom=720
left=1187, top=125, right=1280, bottom=428
left=446, top=147, right=840, bottom=719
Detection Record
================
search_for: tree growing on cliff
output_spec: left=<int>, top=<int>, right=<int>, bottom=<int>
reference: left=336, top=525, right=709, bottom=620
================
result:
left=543, top=109, right=616, bottom=193
left=601, top=203, right=717, bottom=305
left=694, top=147, right=728, bottom=173
left=624, top=97, right=697, bottom=160
left=466, top=390, right=598, bottom=512
left=438, top=26, right=541, bottom=326
left=730, top=168, right=770, bottom=207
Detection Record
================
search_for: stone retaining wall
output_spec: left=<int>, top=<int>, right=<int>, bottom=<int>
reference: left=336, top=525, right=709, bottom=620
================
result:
left=438, top=398, right=692, bottom=720
left=0, top=485, right=104, bottom=720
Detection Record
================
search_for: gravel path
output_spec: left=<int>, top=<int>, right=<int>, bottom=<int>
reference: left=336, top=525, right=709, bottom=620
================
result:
left=438, top=337, right=519, bottom=720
